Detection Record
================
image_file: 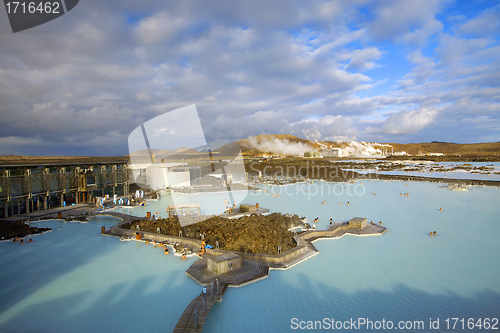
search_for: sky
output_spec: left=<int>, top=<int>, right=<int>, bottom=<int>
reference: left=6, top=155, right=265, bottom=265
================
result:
left=0, top=0, right=499, bottom=156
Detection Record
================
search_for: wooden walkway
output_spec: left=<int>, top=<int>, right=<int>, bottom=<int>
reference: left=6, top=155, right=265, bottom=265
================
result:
left=173, top=222, right=387, bottom=332
left=102, top=219, right=386, bottom=333
left=173, top=282, right=229, bottom=333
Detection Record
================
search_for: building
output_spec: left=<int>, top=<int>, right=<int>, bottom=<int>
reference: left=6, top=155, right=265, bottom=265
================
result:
left=321, top=148, right=343, bottom=158
left=349, top=217, right=367, bottom=229
left=207, top=253, right=242, bottom=274
left=246, top=170, right=262, bottom=182
left=1, top=160, right=129, bottom=218
left=304, top=152, right=321, bottom=158
left=188, top=166, right=201, bottom=185
left=393, top=151, right=407, bottom=156
left=208, top=163, right=247, bottom=186
left=130, top=162, right=190, bottom=190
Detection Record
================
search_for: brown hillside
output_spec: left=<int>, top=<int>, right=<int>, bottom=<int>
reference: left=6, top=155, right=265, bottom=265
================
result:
left=219, top=135, right=315, bottom=156
left=387, top=142, right=500, bottom=155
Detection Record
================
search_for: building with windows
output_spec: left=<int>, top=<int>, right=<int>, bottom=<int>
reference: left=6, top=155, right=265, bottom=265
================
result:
left=1, top=160, right=129, bottom=218
left=130, top=162, right=191, bottom=190
left=321, top=148, right=343, bottom=158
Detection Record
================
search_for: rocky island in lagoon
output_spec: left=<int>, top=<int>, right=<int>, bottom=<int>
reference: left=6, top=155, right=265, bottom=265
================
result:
left=104, top=202, right=386, bottom=332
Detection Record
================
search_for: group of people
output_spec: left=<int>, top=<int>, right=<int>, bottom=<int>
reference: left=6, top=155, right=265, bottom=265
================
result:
left=13, top=237, right=33, bottom=243
left=145, top=240, right=169, bottom=254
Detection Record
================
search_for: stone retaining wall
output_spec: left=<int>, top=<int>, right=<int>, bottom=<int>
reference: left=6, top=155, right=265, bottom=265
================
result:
left=107, top=226, right=202, bottom=249
left=106, top=221, right=384, bottom=264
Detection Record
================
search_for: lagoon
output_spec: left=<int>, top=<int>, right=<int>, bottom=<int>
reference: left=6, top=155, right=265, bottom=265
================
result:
left=1, top=180, right=499, bottom=332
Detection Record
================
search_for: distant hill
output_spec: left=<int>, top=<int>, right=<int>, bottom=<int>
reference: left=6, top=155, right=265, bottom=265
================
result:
left=173, top=147, right=202, bottom=155
left=2, top=137, right=499, bottom=165
left=217, top=135, right=500, bottom=157
left=216, top=134, right=316, bottom=156
left=386, top=142, right=500, bottom=156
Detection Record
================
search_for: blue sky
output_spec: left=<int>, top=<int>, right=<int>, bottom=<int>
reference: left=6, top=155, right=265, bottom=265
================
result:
left=0, top=0, right=499, bottom=155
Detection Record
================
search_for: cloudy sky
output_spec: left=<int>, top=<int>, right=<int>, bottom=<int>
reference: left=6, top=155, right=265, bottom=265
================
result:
left=0, top=0, right=499, bottom=156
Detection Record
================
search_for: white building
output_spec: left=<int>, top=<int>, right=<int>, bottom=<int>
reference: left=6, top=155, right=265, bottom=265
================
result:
left=321, top=148, right=343, bottom=158
left=209, top=163, right=247, bottom=185
left=130, top=162, right=191, bottom=190
left=393, top=151, right=407, bottom=156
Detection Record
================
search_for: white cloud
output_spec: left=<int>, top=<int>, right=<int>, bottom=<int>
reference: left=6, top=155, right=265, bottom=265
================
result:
left=342, top=47, right=384, bottom=72
left=457, top=5, right=500, bottom=38
left=374, top=105, right=440, bottom=135
left=0, top=0, right=499, bottom=155
left=399, top=19, right=443, bottom=46
left=369, top=0, right=450, bottom=42
left=135, top=13, right=187, bottom=44
left=302, top=129, right=322, bottom=141
left=323, top=134, right=358, bottom=143
left=397, top=50, right=437, bottom=88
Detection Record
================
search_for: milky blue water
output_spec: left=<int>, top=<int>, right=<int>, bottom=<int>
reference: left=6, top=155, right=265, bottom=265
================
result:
left=0, top=217, right=200, bottom=333
left=1, top=180, right=499, bottom=332
left=351, top=162, right=500, bottom=181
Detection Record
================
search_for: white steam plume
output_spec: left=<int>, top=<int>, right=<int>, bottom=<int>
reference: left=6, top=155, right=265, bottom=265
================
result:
left=342, top=141, right=385, bottom=157
left=247, top=136, right=314, bottom=156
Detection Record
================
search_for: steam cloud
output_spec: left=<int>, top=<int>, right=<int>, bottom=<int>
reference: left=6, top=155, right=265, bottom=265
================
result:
left=340, top=141, right=393, bottom=157
left=302, top=129, right=322, bottom=141
left=247, top=136, right=314, bottom=156
left=342, top=141, right=383, bottom=156
left=246, top=134, right=393, bottom=157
